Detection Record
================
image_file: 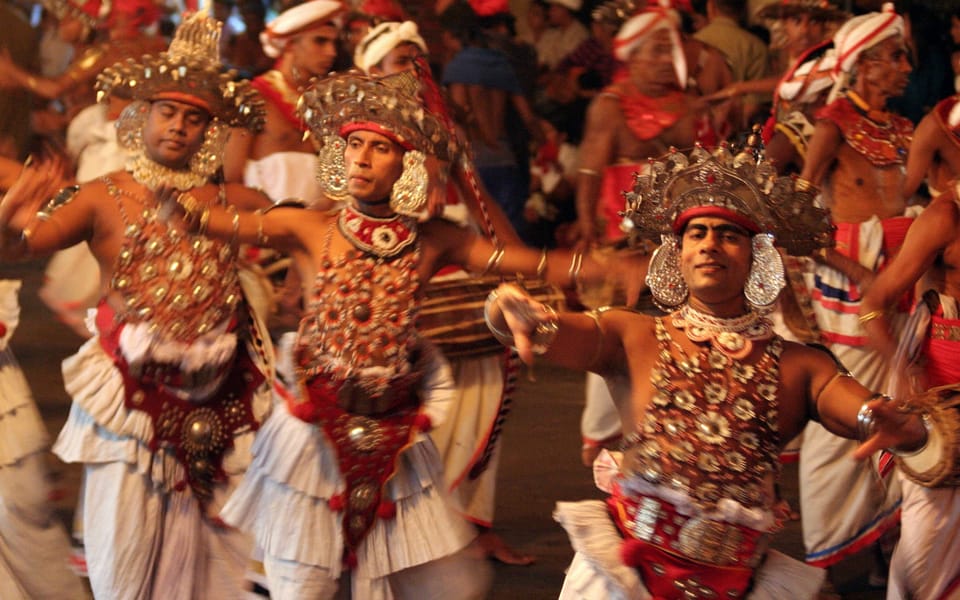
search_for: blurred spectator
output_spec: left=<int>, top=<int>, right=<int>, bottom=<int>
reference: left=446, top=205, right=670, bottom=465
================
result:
left=536, top=0, right=589, bottom=70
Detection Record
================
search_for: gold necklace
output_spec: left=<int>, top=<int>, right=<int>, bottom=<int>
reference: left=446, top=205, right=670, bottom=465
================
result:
left=130, top=153, right=207, bottom=191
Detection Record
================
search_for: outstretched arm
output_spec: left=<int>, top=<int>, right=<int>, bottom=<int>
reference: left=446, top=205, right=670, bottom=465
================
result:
left=803, top=346, right=928, bottom=459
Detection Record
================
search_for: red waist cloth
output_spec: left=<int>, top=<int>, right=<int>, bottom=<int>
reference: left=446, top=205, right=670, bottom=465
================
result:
left=833, top=215, right=914, bottom=309
left=288, top=371, right=428, bottom=566
left=600, top=163, right=640, bottom=242
left=608, top=484, right=766, bottom=599
left=95, top=303, right=263, bottom=507
left=924, top=313, right=960, bottom=388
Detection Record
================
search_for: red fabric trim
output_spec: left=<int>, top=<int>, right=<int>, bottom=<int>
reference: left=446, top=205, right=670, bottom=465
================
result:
left=923, top=315, right=960, bottom=388
left=806, top=507, right=901, bottom=567
left=251, top=72, right=306, bottom=133
left=673, top=206, right=762, bottom=235
left=340, top=122, right=414, bottom=151
left=612, top=12, right=668, bottom=54
left=151, top=91, right=211, bottom=112
left=939, top=573, right=960, bottom=600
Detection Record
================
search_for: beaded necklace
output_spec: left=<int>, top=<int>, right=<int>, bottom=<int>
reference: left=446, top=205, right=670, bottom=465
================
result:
left=337, top=203, right=418, bottom=258
left=673, top=304, right=774, bottom=359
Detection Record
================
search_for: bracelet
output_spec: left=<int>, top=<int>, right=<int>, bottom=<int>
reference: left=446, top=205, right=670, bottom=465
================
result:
left=856, top=392, right=890, bottom=442
left=484, top=289, right=514, bottom=347
left=198, top=207, right=211, bottom=236
left=568, top=250, right=584, bottom=288
left=228, top=205, right=240, bottom=246
left=794, top=176, right=818, bottom=193
left=535, top=248, right=548, bottom=279
left=888, top=413, right=932, bottom=457
left=584, top=309, right=606, bottom=367
left=483, top=244, right=506, bottom=275
left=483, top=289, right=560, bottom=355
left=578, top=167, right=601, bottom=177
left=255, top=208, right=268, bottom=245
left=177, top=192, right=201, bottom=218
left=858, top=309, right=884, bottom=325
left=25, top=75, right=38, bottom=92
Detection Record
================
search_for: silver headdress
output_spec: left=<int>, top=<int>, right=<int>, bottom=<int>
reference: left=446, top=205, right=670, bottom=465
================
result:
left=625, top=132, right=834, bottom=310
left=95, top=10, right=264, bottom=131
left=299, top=70, right=455, bottom=215
left=96, top=10, right=266, bottom=188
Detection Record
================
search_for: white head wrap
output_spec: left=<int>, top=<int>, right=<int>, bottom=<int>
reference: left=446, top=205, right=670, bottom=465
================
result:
left=260, top=0, right=344, bottom=59
left=779, top=47, right=837, bottom=104
left=613, top=1, right=687, bottom=89
left=546, top=0, right=583, bottom=12
left=354, top=21, right=427, bottom=73
left=826, top=2, right=903, bottom=103
left=832, top=2, right=903, bottom=76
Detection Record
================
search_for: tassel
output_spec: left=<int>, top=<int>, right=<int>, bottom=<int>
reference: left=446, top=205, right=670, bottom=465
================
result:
left=377, top=500, right=396, bottom=519
left=328, top=493, right=345, bottom=511
left=412, top=413, right=432, bottom=433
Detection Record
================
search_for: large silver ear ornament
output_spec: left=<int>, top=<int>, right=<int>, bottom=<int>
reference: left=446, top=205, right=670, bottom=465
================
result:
left=744, top=233, right=785, bottom=312
left=646, top=234, right=688, bottom=310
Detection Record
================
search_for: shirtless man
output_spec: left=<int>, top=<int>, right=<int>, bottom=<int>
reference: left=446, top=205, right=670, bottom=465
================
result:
left=861, top=159, right=960, bottom=600
left=223, top=0, right=343, bottom=206
left=902, top=93, right=960, bottom=200
left=484, top=146, right=930, bottom=599
left=0, top=13, right=271, bottom=598
left=161, top=70, right=641, bottom=598
left=574, top=6, right=708, bottom=245
left=796, top=4, right=913, bottom=569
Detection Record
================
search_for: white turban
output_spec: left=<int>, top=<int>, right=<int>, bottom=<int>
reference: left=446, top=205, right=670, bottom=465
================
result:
left=260, top=0, right=344, bottom=59
left=354, top=21, right=427, bottom=74
left=832, top=2, right=903, bottom=76
left=779, top=46, right=837, bottom=105
left=546, top=0, right=582, bottom=12
left=612, top=3, right=687, bottom=89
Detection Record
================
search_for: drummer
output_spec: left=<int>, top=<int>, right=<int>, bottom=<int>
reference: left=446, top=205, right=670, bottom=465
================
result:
left=145, top=70, right=644, bottom=597
left=860, top=168, right=960, bottom=599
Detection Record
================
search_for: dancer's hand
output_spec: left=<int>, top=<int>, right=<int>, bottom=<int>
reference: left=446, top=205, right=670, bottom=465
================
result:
left=486, top=283, right=559, bottom=364
left=852, top=395, right=928, bottom=460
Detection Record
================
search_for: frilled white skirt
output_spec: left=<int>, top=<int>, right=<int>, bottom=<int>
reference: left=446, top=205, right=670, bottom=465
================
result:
left=52, top=335, right=272, bottom=600
left=220, top=400, right=477, bottom=583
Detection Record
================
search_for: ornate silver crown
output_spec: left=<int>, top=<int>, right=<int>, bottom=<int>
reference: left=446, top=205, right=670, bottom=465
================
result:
left=95, top=10, right=264, bottom=130
left=622, top=135, right=834, bottom=256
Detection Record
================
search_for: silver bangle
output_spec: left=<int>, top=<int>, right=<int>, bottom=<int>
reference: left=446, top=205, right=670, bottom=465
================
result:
left=856, top=401, right=878, bottom=442
left=568, top=250, right=584, bottom=288
left=483, top=244, right=506, bottom=275
left=484, top=289, right=514, bottom=347
left=889, top=413, right=932, bottom=458
left=483, top=289, right=559, bottom=355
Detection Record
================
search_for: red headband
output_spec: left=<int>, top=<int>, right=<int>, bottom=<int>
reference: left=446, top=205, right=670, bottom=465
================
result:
left=151, top=91, right=212, bottom=113
left=672, top=206, right=762, bottom=235
left=340, top=121, right=414, bottom=151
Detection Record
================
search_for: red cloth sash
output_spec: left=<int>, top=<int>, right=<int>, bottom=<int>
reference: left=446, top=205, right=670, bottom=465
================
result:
left=252, top=70, right=306, bottom=133
left=831, top=216, right=914, bottom=310
left=288, top=370, right=427, bottom=566
left=608, top=484, right=765, bottom=599
left=95, top=303, right=263, bottom=507
left=600, top=163, right=640, bottom=242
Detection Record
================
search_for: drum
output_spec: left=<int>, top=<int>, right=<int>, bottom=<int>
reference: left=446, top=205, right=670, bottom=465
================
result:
left=417, top=275, right=565, bottom=360
left=896, top=384, right=960, bottom=488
